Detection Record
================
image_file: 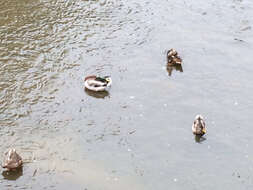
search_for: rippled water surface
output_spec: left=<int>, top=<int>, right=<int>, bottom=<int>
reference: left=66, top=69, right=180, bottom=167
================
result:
left=1, top=0, right=253, bottom=189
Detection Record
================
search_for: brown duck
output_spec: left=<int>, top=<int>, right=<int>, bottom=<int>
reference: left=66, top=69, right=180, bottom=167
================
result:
left=167, top=49, right=182, bottom=65
left=192, top=115, right=206, bottom=136
left=2, top=148, right=23, bottom=171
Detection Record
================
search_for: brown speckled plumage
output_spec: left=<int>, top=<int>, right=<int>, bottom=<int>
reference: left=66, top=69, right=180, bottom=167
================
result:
left=167, top=49, right=182, bottom=66
left=2, top=149, right=22, bottom=170
left=192, top=115, right=206, bottom=136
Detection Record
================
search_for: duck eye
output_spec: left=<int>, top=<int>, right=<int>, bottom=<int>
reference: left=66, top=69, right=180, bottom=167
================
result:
left=106, top=78, right=110, bottom=82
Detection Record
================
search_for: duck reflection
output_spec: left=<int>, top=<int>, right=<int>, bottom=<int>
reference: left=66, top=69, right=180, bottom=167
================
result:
left=194, top=135, right=206, bottom=143
left=2, top=167, right=23, bottom=181
left=84, top=88, right=110, bottom=99
left=166, top=64, right=183, bottom=76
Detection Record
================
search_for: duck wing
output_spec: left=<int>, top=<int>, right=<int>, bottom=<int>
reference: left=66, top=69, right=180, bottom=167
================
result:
left=87, top=80, right=106, bottom=87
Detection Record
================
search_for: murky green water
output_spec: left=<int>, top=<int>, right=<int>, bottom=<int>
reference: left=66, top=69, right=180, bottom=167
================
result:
left=1, top=0, right=253, bottom=189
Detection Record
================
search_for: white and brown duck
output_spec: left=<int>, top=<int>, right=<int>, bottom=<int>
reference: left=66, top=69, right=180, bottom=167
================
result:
left=84, top=75, right=112, bottom=92
left=2, top=148, right=23, bottom=171
left=192, top=115, right=206, bottom=136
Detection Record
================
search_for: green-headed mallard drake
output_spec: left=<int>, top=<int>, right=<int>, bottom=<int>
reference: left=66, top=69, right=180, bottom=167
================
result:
left=2, top=148, right=23, bottom=171
left=84, top=75, right=112, bottom=92
left=167, top=49, right=182, bottom=65
left=192, top=115, right=206, bottom=136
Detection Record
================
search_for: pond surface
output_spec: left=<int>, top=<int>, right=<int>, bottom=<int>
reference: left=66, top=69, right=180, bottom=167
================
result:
left=0, top=0, right=253, bottom=189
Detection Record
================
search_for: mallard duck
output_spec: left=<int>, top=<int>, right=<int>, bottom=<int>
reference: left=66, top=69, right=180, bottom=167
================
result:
left=167, top=49, right=182, bottom=65
left=2, top=149, right=23, bottom=171
left=84, top=75, right=112, bottom=92
left=192, top=115, right=206, bottom=136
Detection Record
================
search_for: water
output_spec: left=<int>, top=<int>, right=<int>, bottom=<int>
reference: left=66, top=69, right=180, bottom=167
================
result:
left=0, top=0, right=253, bottom=189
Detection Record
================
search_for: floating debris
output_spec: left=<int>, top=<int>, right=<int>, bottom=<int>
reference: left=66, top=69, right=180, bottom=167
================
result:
left=32, top=169, right=37, bottom=177
left=234, top=38, right=245, bottom=42
left=241, top=26, right=251, bottom=31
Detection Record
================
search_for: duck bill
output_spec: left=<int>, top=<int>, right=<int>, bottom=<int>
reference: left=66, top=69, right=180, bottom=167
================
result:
left=202, top=128, right=206, bottom=134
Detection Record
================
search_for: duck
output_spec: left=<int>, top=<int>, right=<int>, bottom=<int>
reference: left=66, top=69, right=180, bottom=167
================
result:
left=84, top=75, right=112, bottom=92
left=2, top=148, right=23, bottom=171
left=192, top=115, right=206, bottom=136
left=167, top=49, right=182, bottom=66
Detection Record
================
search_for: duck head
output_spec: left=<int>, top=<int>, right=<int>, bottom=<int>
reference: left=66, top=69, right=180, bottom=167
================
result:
left=167, top=48, right=178, bottom=57
left=102, top=76, right=112, bottom=87
left=104, top=76, right=111, bottom=84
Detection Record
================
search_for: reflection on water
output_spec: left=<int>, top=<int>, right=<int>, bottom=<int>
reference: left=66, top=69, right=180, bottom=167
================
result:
left=84, top=88, right=110, bottom=99
left=194, top=135, right=207, bottom=143
left=166, top=64, right=183, bottom=76
left=2, top=167, right=23, bottom=181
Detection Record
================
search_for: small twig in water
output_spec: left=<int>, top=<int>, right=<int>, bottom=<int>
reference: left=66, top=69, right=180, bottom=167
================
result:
left=32, top=169, right=37, bottom=177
